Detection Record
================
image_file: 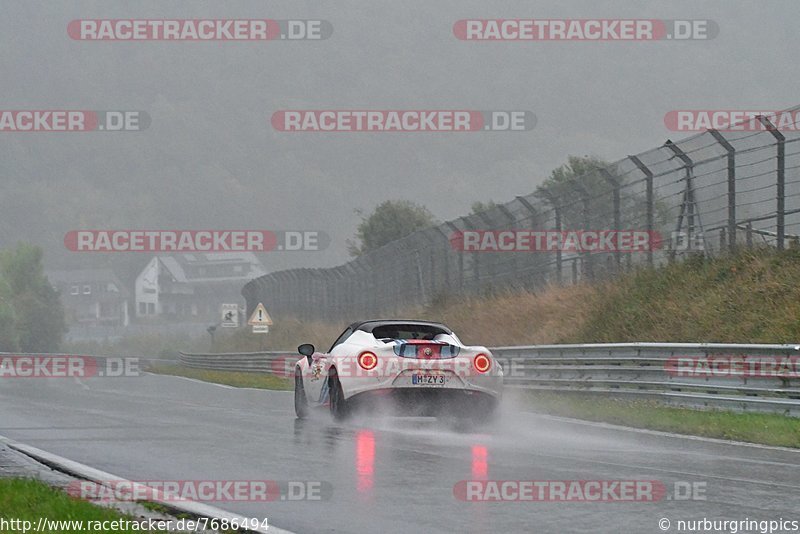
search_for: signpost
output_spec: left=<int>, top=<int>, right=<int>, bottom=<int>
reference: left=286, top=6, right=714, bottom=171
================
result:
left=220, top=303, right=240, bottom=328
left=248, top=302, right=273, bottom=334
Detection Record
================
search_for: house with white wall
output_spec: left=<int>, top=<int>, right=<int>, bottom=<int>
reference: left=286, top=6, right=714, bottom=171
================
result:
left=134, top=253, right=265, bottom=322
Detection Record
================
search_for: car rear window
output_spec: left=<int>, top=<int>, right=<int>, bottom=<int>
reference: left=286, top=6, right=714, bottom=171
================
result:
left=371, top=324, right=449, bottom=340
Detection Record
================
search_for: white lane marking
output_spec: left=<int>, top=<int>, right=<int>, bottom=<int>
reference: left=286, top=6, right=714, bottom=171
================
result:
left=522, top=411, right=800, bottom=454
left=144, top=372, right=292, bottom=393
left=72, top=378, right=90, bottom=390
left=143, top=372, right=235, bottom=389
left=2, top=435, right=296, bottom=534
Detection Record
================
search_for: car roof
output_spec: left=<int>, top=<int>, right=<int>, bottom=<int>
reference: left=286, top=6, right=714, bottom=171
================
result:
left=349, top=319, right=453, bottom=334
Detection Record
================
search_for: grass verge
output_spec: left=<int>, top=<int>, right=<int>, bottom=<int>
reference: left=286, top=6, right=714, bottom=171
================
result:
left=148, top=364, right=292, bottom=391
left=525, top=391, right=800, bottom=448
left=0, top=478, right=144, bottom=533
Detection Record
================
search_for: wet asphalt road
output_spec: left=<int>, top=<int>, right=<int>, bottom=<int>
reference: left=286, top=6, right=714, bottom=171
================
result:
left=0, top=373, right=798, bottom=533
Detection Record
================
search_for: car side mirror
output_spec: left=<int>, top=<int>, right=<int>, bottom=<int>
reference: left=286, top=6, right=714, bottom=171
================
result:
left=298, top=343, right=315, bottom=364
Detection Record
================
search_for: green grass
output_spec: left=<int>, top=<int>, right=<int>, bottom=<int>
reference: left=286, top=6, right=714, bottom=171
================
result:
left=569, top=248, right=800, bottom=343
left=0, top=479, right=145, bottom=533
left=526, top=391, right=800, bottom=448
left=148, top=364, right=292, bottom=391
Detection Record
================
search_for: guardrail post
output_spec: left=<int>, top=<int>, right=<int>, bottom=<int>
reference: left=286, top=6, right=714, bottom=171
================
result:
left=757, top=116, right=786, bottom=250
left=709, top=129, right=737, bottom=252
left=628, top=155, right=655, bottom=267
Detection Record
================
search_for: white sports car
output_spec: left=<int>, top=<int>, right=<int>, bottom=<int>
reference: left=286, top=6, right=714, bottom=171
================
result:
left=293, top=319, right=503, bottom=421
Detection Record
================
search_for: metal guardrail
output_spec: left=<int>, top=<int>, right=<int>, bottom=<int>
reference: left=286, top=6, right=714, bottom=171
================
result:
left=179, top=351, right=291, bottom=374
left=179, top=343, right=800, bottom=416
left=493, top=343, right=800, bottom=417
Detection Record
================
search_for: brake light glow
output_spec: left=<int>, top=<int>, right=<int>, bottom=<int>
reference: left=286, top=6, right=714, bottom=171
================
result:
left=473, top=353, right=491, bottom=373
left=358, top=351, right=378, bottom=371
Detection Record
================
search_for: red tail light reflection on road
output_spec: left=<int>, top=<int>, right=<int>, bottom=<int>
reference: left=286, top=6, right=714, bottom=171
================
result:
left=356, top=430, right=375, bottom=495
left=472, top=445, right=488, bottom=479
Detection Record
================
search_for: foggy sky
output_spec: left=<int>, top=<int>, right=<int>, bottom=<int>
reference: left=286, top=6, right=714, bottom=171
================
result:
left=1, top=0, right=797, bottom=278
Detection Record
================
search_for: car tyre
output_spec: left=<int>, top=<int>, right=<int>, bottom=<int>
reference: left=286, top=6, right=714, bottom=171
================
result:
left=294, top=367, right=309, bottom=419
left=329, top=369, right=349, bottom=421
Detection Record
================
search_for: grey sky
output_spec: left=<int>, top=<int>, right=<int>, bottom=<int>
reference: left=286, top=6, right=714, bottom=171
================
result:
left=1, top=0, right=797, bottom=275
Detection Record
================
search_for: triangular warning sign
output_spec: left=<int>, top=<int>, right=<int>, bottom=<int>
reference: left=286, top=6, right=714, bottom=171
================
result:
left=248, top=303, right=273, bottom=326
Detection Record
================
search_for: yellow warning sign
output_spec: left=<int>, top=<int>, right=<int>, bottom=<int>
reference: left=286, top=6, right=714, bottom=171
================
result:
left=247, top=303, right=273, bottom=326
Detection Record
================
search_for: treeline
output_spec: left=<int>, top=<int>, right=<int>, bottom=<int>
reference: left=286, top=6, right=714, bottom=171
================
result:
left=0, top=243, right=66, bottom=352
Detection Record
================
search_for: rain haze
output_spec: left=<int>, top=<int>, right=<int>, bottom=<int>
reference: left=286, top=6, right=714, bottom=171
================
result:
left=1, top=2, right=799, bottom=534
left=1, top=1, right=798, bottom=272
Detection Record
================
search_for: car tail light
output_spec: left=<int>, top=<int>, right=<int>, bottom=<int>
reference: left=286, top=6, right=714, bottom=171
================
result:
left=358, top=351, right=378, bottom=371
left=473, top=353, right=491, bottom=373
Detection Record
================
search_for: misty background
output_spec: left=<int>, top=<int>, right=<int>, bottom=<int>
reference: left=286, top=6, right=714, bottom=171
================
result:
left=1, top=0, right=797, bottom=285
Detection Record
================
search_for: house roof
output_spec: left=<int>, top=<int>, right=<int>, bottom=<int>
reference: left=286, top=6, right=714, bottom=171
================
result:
left=47, top=268, right=120, bottom=284
left=46, top=269, right=130, bottom=298
left=156, top=253, right=266, bottom=284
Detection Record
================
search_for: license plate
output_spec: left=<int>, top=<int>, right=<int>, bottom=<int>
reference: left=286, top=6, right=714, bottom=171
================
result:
left=411, top=374, right=447, bottom=385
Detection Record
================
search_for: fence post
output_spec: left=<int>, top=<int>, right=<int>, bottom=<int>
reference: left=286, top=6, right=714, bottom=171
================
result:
left=628, top=155, right=655, bottom=267
left=436, top=226, right=453, bottom=293
left=460, top=216, right=481, bottom=293
left=571, top=181, right=594, bottom=281
left=536, top=190, right=562, bottom=285
left=709, top=129, right=737, bottom=252
left=424, top=231, right=437, bottom=300
left=516, top=195, right=544, bottom=287
left=746, top=222, right=753, bottom=248
left=599, top=168, right=621, bottom=272
left=496, top=203, right=519, bottom=286
left=475, top=210, right=497, bottom=286
left=445, top=221, right=464, bottom=292
left=665, top=140, right=708, bottom=258
left=757, top=116, right=786, bottom=250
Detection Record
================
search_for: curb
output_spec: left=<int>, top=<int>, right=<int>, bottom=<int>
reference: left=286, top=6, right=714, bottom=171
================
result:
left=2, top=437, right=295, bottom=534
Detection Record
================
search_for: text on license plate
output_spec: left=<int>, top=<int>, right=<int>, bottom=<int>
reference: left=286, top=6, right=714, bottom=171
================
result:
left=411, top=374, right=447, bottom=385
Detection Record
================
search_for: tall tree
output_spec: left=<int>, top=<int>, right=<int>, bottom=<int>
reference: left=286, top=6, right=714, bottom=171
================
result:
left=537, top=155, right=668, bottom=231
left=0, top=243, right=66, bottom=352
left=348, top=200, right=436, bottom=256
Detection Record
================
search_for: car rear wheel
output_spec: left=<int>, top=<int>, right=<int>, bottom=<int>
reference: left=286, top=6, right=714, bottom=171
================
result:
left=294, top=368, right=308, bottom=419
left=329, top=369, right=349, bottom=421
